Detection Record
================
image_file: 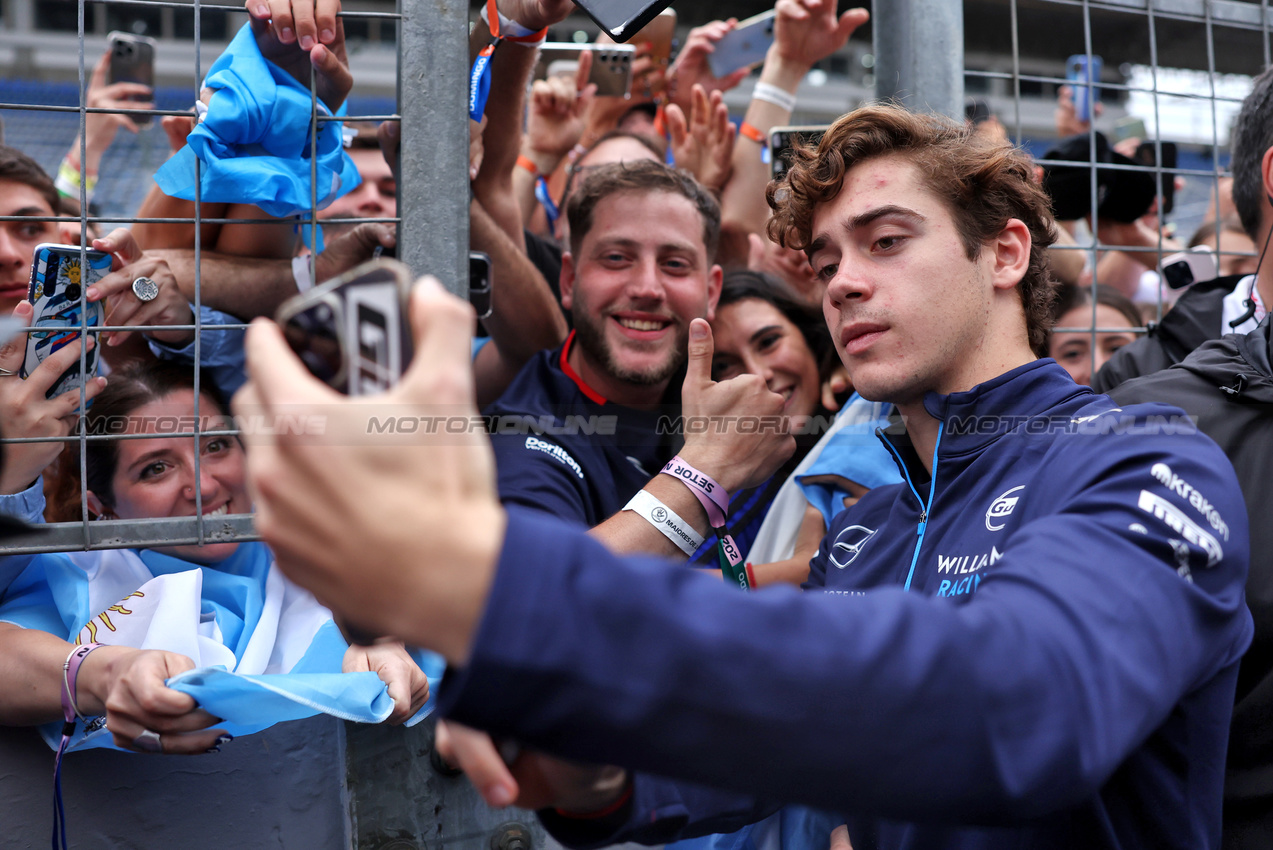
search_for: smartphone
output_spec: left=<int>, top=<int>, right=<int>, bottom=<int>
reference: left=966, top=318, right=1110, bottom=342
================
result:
left=571, top=0, right=675, bottom=42
left=469, top=251, right=492, bottom=321
left=1066, top=54, right=1102, bottom=124
left=770, top=125, right=830, bottom=179
left=1114, top=116, right=1147, bottom=142
left=708, top=11, right=777, bottom=79
left=536, top=43, right=636, bottom=99
left=1132, top=140, right=1178, bottom=216
left=276, top=258, right=414, bottom=396
left=1161, top=247, right=1218, bottom=290
left=631, top=8, right=677, bottom=72
left=107, top=31, right=156, bottom=127
left=22, top=244, right=109, bottom=400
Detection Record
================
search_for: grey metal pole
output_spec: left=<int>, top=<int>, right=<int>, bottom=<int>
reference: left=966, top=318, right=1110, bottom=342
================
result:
left=871, top=0, right=964, bottom=119
left=397, top=0, right=470, bottom=295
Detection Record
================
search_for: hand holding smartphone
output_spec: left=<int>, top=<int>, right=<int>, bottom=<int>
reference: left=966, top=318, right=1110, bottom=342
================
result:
left=21, top=244, right=109, bottom=401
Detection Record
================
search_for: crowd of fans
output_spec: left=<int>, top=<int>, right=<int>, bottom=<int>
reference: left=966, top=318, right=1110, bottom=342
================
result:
left=0, top=0, right=1271, bottom=848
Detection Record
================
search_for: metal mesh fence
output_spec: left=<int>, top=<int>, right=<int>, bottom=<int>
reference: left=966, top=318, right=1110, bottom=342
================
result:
left=0, top=1, right=1264, bottom=545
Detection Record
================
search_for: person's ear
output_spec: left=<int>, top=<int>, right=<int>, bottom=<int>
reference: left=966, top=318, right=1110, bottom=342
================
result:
left=559, top=252, right=576, bottom=311
left=1260, top=147, right=1273, bottom=204
left=86, top=491, right=112, bottom=520
left=989, top=219, right=1032, bottom=291
left=704, top=264, right=723, bottom=323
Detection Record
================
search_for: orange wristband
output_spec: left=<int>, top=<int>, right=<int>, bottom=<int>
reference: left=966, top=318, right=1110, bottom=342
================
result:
left=516, top=154, right=540, bottom=176
left=552, top=781, right=634, bottom=820
left=738, top=121, right=767, bottom=146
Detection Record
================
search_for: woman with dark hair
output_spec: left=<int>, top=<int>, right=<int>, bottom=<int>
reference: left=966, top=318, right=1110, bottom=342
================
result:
left=694, top=271, right=897, bottom=587
left=0, top=359, right=431, bottom=758
left=1046, top=283, right=1143, bottom=386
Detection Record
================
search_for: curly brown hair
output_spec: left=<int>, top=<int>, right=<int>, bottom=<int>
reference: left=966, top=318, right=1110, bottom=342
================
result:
left=766, top=104, right=1059, bottom=353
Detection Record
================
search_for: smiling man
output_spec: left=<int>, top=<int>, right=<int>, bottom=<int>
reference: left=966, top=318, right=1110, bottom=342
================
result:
left=240, top=105, right=1253, bottom=850
left=484, top=160, right=793, bottom=559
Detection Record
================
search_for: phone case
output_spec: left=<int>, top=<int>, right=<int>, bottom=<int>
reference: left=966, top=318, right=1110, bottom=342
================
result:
left=275, top=258, right=414, bottom=396
left=769, top=125, right=830, bottom=179
left=108, top=32, right=156, bottom=126
left=537, top=44, right=636, bottom=99
left=708, top=11, right=776, bottom=79
left=22, top=244, right=109, bottom=400
left=1066, top=54, right=1102, bottom=124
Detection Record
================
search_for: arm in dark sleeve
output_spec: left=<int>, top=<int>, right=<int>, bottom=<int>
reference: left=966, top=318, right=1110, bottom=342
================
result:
left=440, top=433, right=1251, bottom=828
left=489, top=433, right=592, bottom=526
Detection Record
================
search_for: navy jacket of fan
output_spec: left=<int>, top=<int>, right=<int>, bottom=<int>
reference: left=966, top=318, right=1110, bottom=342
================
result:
left=1112, top=323, right=1273, bottom=850
left=441, top=359, right=1253, bottom=850
left=484, top=332, right=675, bottom=527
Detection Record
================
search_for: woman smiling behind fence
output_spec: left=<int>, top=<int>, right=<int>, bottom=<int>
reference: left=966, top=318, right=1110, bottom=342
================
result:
left=0, top=356, right=429, bottom=756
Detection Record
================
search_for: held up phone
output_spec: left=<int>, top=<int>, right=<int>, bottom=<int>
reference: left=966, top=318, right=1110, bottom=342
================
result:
left=1066, top=54, right=1102, bottom=124
left=276, top=258, right=414, bottom=396
left=1161, top=247, right=1218, bottom=290
left=1114, top=116, right=1147, bottom=142
left=22, top=244, right=109, bottom=400
left=770, top=125, right=830, bottom=179
left=708, top=10, right=777, bottom=79
left=571, top=0, right=675, bottom=42
left=631, top=8, right=677, bottom=72
left=469, top=251, right=492, bottom=321
left=536, top=43, right=637, bottom=99
left=107, top=31, right=156, bottom=127
left=1132, top=140, right=1178, bottom=216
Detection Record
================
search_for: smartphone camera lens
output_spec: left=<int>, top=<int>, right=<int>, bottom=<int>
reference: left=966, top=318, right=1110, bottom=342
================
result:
left=65, top=284, right=81, bottom=302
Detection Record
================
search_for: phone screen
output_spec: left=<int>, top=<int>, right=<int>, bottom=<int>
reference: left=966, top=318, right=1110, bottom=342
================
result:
left=571, top=0, right=675, bottom=41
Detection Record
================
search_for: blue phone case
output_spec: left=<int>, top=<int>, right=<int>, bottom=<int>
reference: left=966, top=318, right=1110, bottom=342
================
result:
left=21, top=244, right=109, bottom=400
left=1066, top=54, right=1103, bottom=124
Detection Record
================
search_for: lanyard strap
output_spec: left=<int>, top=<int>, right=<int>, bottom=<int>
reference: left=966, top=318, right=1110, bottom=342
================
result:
left=54, top=642, right=103, bottom=850
left=470, top=0, right=548, bottom=122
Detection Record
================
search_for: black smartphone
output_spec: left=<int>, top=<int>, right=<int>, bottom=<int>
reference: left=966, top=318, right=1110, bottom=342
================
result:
left=1132, top=141, right=1178, bottom=216
left=107, top=31, right=156, bottom=127
left=770, top=125, right=830, bottom=180
left=469, top=251, right=492, bottom=320
left=276, top=258, right=414, bottom=395
left=570, top=0, right=676, bottom=42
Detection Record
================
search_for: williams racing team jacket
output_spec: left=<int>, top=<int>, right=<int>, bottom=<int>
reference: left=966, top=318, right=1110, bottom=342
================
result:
left=439, top=359, right=1253, bottom=850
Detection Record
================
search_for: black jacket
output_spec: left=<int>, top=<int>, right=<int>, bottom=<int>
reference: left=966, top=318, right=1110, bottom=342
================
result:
left=1111, top=322, right=1273, bottom=850
left=1093, top=274, right=1248, bottom=393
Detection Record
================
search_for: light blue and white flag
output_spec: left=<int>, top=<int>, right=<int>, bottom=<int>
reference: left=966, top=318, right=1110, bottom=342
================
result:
left=0, top=542, right=443, bottom=752
left=155, top=23, right=361, bottom=219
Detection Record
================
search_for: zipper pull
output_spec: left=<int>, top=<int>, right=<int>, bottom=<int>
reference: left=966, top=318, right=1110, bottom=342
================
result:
left=917, top=510, right=927, bottom=536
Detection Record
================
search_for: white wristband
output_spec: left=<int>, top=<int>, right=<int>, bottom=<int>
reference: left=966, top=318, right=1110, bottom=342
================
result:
left=292, top=254, right=315, bottom=293
left=752, top=82, right=798, bottom=113
left=479, top=1, right=541, bottom=39
left=624, top=490, right=704, bottom=556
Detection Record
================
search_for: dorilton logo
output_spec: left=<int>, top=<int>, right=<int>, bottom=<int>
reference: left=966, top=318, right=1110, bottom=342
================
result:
left=985, top=485, right=1024, bottom=531
left=830, top=525, right=876, bottom=569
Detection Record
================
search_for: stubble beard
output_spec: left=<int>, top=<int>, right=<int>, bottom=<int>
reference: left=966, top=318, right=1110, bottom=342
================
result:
left=571, top=304, right=687, bottom=387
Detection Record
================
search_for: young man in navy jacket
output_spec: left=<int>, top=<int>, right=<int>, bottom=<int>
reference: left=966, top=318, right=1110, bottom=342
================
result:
left=238, top=103, right=1253, bottom=850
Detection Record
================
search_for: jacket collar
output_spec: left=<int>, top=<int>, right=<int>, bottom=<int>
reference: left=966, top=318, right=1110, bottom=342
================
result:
left=918, top=358, right=1094, bottom=457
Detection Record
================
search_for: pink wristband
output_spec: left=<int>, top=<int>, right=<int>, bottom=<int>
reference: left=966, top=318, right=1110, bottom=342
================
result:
left=61, top=642, right=102, bottom=724
left=661, top=455, right=730, bottom=527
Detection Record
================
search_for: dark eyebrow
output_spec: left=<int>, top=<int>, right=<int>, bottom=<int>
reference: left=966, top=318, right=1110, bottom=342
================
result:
left=8, top=206, right=52, bottom=218
left=806, top=205, right=927, bottom=260
left=749, top=324, right=783, bottom=344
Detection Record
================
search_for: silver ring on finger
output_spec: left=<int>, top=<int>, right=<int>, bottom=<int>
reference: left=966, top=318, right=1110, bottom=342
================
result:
left=131, top=276, right=159, bottom=302
left=131, top=728, right=164, bottom=753
left=0, top=367, right=16, bottom=377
